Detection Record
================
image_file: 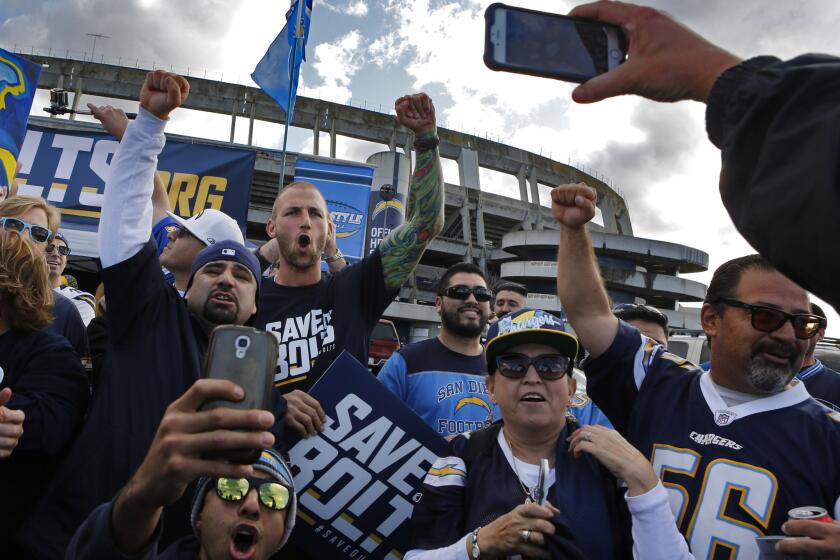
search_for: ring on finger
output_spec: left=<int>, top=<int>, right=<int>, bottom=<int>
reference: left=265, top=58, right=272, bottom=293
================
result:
left=584, top=431, right=593, bottom=442
left=520, top=529, right=531, bottom=543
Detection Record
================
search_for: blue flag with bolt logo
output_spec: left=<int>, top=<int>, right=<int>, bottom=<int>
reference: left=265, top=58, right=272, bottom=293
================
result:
left=0, top=48, right=41, bottom=193
left=286, top=352, right=447, bottom=559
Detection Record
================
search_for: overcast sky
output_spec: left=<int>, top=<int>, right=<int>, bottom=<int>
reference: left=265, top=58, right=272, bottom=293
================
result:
left=3, top=0, right=840, bottom=334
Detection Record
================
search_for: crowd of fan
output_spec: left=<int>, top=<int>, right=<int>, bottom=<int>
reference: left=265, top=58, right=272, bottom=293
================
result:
left=2, top=2, right=840, bottom=559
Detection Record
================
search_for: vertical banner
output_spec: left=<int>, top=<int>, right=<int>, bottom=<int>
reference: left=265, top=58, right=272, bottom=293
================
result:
left=364, top=151, right=410, bottom=256
left=287, top=352, right=447, bottom=560
left=0, top=48, right=41, bottom=191
left=15, top=122, right=256, bottom=257
left=294, top=158, right=373, bottom=263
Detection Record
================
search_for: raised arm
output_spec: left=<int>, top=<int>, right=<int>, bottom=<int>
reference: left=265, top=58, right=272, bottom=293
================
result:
left=553, top=183, right=618, bottom=358
left=97, top=72, right=188, bottom=268
left=379, top=93, right=444, bottom=292
left=89, top=103, right=174, bottom=228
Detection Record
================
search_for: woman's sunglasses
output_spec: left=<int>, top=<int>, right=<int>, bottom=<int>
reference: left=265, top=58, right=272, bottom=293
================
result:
left=0, top=217, right=51, bottom=243
left=495, top=353, right=572, bottom=380
left=214, top=477, right=291, bottom=511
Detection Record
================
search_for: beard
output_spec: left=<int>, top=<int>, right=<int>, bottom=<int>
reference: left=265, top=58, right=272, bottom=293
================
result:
left=441, top=303, right=488, bottom=338
left=745, top=339, right=800, bottom=394
left=201, top=289, right=240, bottom=325
left=277, top=232, right=322, bottom=270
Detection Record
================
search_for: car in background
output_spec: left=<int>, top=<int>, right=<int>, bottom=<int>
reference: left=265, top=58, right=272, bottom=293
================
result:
left=815, top=337, right=840, bottom=372
left=668, top=334, right=710, bottom=366
left=369, top=319, right=401, bottom=374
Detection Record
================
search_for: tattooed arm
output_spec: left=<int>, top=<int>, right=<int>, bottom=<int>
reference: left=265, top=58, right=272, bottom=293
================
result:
left=379, top=93, right=445, bottom=291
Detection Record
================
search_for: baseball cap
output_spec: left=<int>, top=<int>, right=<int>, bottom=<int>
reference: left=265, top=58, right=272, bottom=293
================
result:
left=485, top=308, right=579, bottom=372
left=167, top=209, right=244, bottom=246
left=191, top=449, right=297, bottom=551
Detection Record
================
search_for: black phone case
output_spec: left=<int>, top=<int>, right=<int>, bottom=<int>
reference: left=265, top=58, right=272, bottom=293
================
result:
left=483, top=2, right=627, bottom=84
left=200, top=325, right=279, bottom=464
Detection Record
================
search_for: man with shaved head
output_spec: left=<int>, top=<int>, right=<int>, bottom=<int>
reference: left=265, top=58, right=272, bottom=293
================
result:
left=255, top=93, right=444, bottom=438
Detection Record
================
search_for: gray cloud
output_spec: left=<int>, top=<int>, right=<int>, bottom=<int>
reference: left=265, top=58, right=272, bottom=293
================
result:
left=0, top=0, right=244, bottom=69
left=585, top=100, right=704, bottom=234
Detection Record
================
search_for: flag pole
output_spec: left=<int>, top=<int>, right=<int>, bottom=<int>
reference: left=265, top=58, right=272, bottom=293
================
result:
left=278, top=0, right=305, bottom=190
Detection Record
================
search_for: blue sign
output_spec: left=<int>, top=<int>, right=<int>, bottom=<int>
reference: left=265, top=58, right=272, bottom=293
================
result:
left=294, top=158, right=373, bottom=263
left=15, top=123, right=256, bottom=255
left=287, top=352, right=448, bottom=560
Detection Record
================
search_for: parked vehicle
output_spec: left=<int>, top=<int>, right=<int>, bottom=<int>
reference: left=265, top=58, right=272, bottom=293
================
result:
left=667, top=334, right=710, bottom=366
left=369, top=319, right=401, bottom=373
left=815, top=337, right=840, bottom=371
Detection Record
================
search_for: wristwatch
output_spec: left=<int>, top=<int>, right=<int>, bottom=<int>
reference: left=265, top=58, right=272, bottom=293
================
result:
left=324, top=248, right=344, bottom=263
left=470, top=526, right=482, bottom=558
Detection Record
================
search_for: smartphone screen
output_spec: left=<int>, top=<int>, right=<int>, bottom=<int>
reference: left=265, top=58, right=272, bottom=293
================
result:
left=486, top=4, right=625, bottom=83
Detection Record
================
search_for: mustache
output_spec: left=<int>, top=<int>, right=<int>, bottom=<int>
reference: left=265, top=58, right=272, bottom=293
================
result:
left=208, top=287, right=239, bottom=306
left=751, top=338, right=797, bottom=361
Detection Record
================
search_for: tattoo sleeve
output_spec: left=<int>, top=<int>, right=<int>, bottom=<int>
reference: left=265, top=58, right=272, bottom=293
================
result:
left=379, top=129, right=445, bottom=291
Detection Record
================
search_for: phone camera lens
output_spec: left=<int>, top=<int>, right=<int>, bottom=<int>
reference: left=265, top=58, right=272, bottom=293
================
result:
left=235, top=336, right=250, bottom=349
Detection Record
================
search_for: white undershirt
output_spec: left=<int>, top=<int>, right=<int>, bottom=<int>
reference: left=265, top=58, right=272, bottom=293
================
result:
left=710, top=378, right=762, bottom=407
left=497, top=428, right=556, bottom=500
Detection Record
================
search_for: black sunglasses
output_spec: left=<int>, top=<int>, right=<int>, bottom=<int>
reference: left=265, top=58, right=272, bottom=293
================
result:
left=441, top=285, right=493, bottom=302
left=495, top=353, right=572, bottom=380
left=714, top=298, right=825, bottom=340
left=215, top=477, right=291, bottom=511
left=46, top=243, right=71, bottom=256
left=0, top=217, right=51, bottom=243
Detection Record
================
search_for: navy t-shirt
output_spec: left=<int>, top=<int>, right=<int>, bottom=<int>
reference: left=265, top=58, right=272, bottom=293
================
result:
left=255, top=249, right=397, bottom=393
left=20, top=240, right=211, bottom=557
left=48, top=289, right=89, bottom=358
left=0, top=328, right=88, bottom=551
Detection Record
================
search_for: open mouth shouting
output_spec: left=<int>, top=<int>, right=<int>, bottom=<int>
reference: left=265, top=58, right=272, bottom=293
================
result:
left=296, top=233, right=311, bottom=251
left=520, top=392, right=547, bottom=404
left=229, top=524, right=260, bottom=560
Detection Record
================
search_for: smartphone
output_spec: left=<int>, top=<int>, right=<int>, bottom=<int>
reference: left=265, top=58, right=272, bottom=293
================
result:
left=484, top=3, right=626, bottom=83
left=536, top=458, right=550, bottom=505
left=200, top=325, right=279, bottom=464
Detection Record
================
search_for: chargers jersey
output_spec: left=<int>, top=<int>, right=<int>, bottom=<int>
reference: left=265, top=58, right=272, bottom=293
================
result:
left=378, top=337, right=495, bottom=437
left=584, top=321, right=840, bottom=560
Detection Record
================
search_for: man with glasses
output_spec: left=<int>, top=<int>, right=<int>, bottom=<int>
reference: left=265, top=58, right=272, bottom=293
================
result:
left=612, top=303, right=669, bottom=348
left=553, top=181, right=840, bottom=558
left=0, top=197, right=88, bottom=359
left=46, top=233, right=96, bottom=326
left=379, top=263, right=496, bottom=437
left=66, top=378, right=296, bottom=560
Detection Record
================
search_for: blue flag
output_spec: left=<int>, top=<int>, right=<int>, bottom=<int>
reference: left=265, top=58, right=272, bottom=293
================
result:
left=251, top=0, right=313, bottom=124
left=0, top=48, right=41, bottom=191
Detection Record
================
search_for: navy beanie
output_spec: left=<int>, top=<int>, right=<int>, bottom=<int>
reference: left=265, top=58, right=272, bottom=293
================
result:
left=186, top=240, right=261, bottom=297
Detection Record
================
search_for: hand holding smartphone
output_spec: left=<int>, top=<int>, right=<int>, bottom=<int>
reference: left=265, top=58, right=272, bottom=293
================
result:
left=484, top=3, right=627, bottom=84
left=200, top=325, right=279, bottom=464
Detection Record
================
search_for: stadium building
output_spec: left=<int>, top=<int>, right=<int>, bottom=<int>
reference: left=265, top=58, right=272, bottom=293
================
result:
left=25, top=54, right=709, bottom=342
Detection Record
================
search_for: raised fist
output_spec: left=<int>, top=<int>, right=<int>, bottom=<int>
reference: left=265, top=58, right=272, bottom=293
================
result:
left=395, top=93, right=435, bottom=135
left=139, top=70, right=190, bottom=121
left=551, top=183, right=597, bottom=229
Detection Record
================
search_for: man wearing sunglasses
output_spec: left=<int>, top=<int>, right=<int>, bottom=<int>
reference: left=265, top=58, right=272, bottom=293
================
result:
left=46, top=233, right=96, bottom=326
left=554, top=181, right=840, bottom=558
left=378, top=263, right=496, bottom=437
left=0, top=196, right=89, bottom=359
left=67, top=378, right=296, bottom=560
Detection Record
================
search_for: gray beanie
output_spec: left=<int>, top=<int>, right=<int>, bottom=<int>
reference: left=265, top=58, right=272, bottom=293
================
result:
left=190, top=449, right=297, bottom=551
